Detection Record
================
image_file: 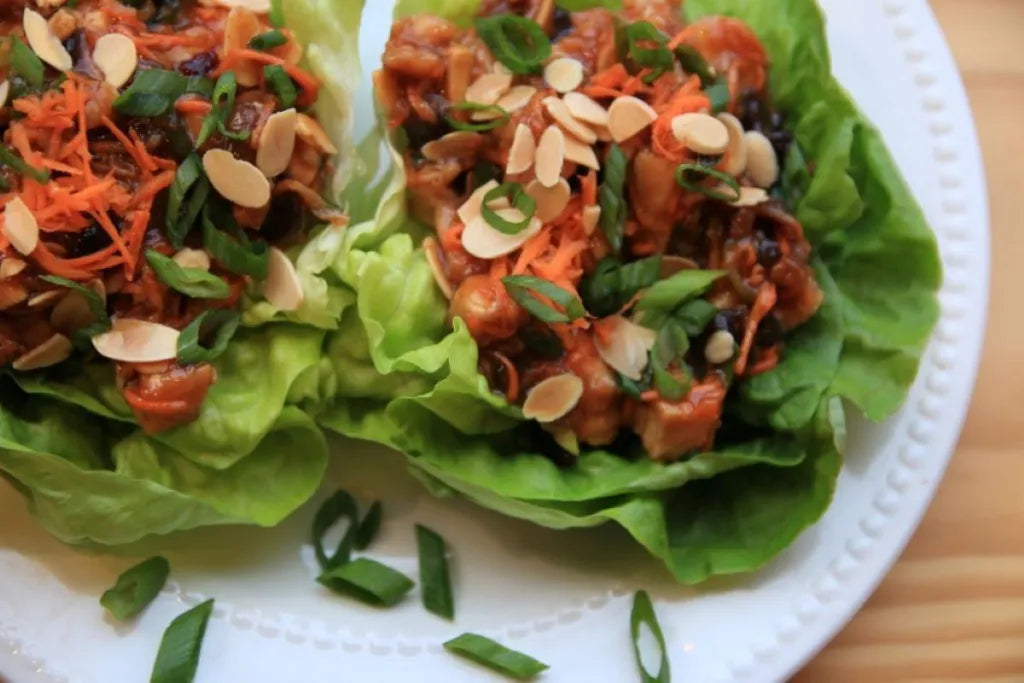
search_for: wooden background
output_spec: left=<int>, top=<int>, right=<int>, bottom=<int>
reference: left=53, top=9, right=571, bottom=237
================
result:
left=797, top=1, right=1024, bottom=680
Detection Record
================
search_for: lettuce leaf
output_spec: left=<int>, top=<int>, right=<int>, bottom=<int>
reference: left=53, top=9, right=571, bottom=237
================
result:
left=0, top=0, right=367, bottom=544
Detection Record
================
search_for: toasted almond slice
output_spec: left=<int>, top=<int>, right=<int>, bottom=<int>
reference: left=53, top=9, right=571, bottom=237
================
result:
left=256, top=108, right=298, bottom=177
left=203, top=149, right=271, bottom=208
left=173, top=248, right=211, bottom=271
left=497, top=85, right=537, bottom=114
left=23, top=9, right=72, bottom=72
left=12, top=334, right=72, bottom=371
left=462, top=210, right=542, bottom=259
left=506, top=124, right=536, bottom=175
left=295, top=113, right=338, bottom=155
left=465, top=72, right=513, bottom=106
left=423, top=131, right=483, bottom=162
left=671, top=112, right=730, bottom=156
left=535, top=125, right=566, bottom=189
left=423, top=236, right=453, bottom=300
left=92, top=319, right=180, bottom=363
left=27, top=290, right=63, bottom=308
left=522, top=373, right=584, bottom=423
left=591, top=124, right=613, bottom=142
left=544, top=57, right=584, bottom=93
left=718, top=113, right=747, bottom=177
left=0, top=257, right=26, bottom=280
left=261, top=247, right=304, bottom=311
left=705, top=329, right=736, bottom=365
left=563, top=133, right=600, bottom=170
left=525, top=178, right=570, bottom=223
left=0, top=80, right=10, bottom=108
left=92, top=33, right=137, bottom=88
left=729, top=186, right=770, bottom=208
left=744, top=130, right=780, bottom=188
left=224, top=7, right=264, bottom=87
left=51, top=289, right=96, bottom=333
left=594, top=315, right=658, bottom=381
left=660, top=255, right=699, bottom=278
left=457, top=179, right=500, bottom=225
left=211, top=0, right=272, bottom=10
left=543, top=96, right=597, bottom=144
left=563, top=92, right=609, bottom=128
left=582, top=205, right=601, bottom=235
left=607, top=96, right=657, bottom=143
left=492, top=61, right=513, bottom=76
left=2, top=197, right=39, bottom=256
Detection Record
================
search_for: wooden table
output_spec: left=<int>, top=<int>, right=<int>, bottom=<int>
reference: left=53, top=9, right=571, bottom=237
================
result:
left=797, top=1, right=1024, bottom=680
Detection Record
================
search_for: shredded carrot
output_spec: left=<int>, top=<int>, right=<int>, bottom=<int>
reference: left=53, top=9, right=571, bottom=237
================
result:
left=735, top=282, right=778, bottom=376
left=215, top=49, right=321, bottom=107
left=175, top=98, right=213, bottom=115
left=650, top=75, right=710, bottom=163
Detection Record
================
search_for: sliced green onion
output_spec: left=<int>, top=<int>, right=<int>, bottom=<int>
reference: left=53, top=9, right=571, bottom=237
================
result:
left=651, top=320, right=691, bottom=401
left=636, top=269, right=726, bottom=315
left=599, top=144, right=628, bottom=254
left=481, top=182, right=536, bottom=235
left=145, top=250, right=230, bottom=300
left=197, top=72, right=248, bottom=148
left=354, top=501, right=382, bottom=551
left=264, top=65, right=297, bottom=109
left=580, top=256, right=662, bottom=317
left=443, top=633, right=549, bottom=680
left=201, top=209, right=269, bottom=278
left=630, top=591, right=671, bottom=683
left=185, top=76, right=215, bottom=98
left=624, top=22, right=673, bottom=82
left=0, top=145, right=50, bottom=184
left=10, top=37, right=44, bottom=88
left=502, top=275, right=585, bottom=324
left=471, top=162, right=502, bottom=190
left=114, top=92, right=172, bottom=117
left=165, top=154, right=206, bottom=248
left=704, top=81, right=731, bottom=113
left=248, top=29, right=287, bottom=51
left=675, top=163, right=741, bottom=202
left=100, top=556, right=170, bottom=621
left=269, top=0, right=285, bottom=27
left=674, top=44, right=717, bottom=87
left=114, top=69, right=188, bottom=117
left=311, top=489, right=359, bottom=571
left=445, top=102, right=509, bottom=132
left=474, top=15, right=552, bottom=75
left=150, top=599, right=214, bottom=683
left=416, top=524, right=453, bottom=620
left=39, top=275, right=111, bottom=346
left=176, top=309, right=240, bottom=365
left=317, top=558, right=414, bottom=608
left=673, top=298, right=718, bottom=336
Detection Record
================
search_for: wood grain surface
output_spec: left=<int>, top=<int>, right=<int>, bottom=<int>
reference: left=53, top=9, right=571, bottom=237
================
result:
left=796, top=1, right=1024, bottom=680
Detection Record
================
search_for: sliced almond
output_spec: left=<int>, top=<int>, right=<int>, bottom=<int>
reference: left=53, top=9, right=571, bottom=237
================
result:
left=744, top=131, right=780, bottom=188
left=0, top=282, right=28, bottom=310
left=92, top=319, right=180, bottom=363
left=543, top=96, right=596, bottom=144
left=522, top=373, right=584, bottom=423
left=12, top=334, right=72, bottom=371
left=23, top=8, right=72, bottom=72
left=534, top=125, right=566, bottom=189
left=705, top=330, right=736, bottom=365
left=457, top=179, right=500, bottom=225
left=492, top=61, right=513, bottom=77
left=563, top=92, right=609, bottom=128
left=27, top=289, right=62, bottom=308
left=594, top=315, right=658, bottom=381
left=562, top=134, right=600, bottom=170
left=718, top=113, right=747, bottom=177
left=582, top=205, right=601, bottom=235
left=462, top=210, right=542, bottom=259
left=92, top=33, right=138, bottom=89
left=474, top=85, right=538, bottom=121
left=0, top=257, right=26, bottom=280
left=2, top=197, right=40, bottom=256
left=256, top=108, right=298, bottom=177
left=295, top=113, right=338, bottom=155
left=223, top=7, right=262, bottom=86
left=729, top=186, right=770, bottom=208
left=423, top=236, right=453, bottom=300
left=51, top=290, right=96, bottom=333
left=262, top=247, right=304, bottom=311
left=607, top=96, right=657, bottom=143
left=506, top=124, right=536, bottom=175
left=173, top=248, right=211, bottom=271
left=544, top=57, right=584, bottom=93
left=0, top=80, right=10, bottom=108
left=525, top=178, right=570, bottom=223
left=202, top=149, right=271, bottom=208
left=671, top=112, right=730, bottom=156
left=465, top=72, right=513, bottom=106
left=423, top=131, right=483, bottom=162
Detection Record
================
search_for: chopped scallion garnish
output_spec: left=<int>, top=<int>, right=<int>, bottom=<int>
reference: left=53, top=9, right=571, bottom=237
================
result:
left=145, top=250, right=231, bottom=300
left=150, top=599, right=214, bottom=683
left=100, top=556, right=170, bottom=621
left=354, top=501, right=383, bottom=551
left=200, top=205, right=269, bottom=278
left=248, top=30, right=287, bottom=51
left=443, top=633, right=549, bottom=680
left=39, top=275, right=111, bottom=346
left=474, top=15, right=552, bottom=75
left=502, top=275, right=586, bottom=324
left=481, top=182, right=536, bottom=235
left=599, top=144, right=628, bottom=254
left=10, top=37, right=44, bottom=88
left=0, top=144, right=50, bottom=184
left=580, top=256, right=663, bottom=318
left=264, top=65, right=297, bottom=109
left=114, top=69, right=190, bottom=118
left=311, top=489, right=360, bottom=570
left=630, top=591, right=671, bottom=683
left=445, top=102, right=510, bottom=132
left=176, top=309, right=241, bottom=365
left=674, top=163, right=741, bottom=202
left=317, top=557, right=414, bottom=607
left=623, top=22, right=674, bottom=83
left=416, top=524, right=453, bottom=620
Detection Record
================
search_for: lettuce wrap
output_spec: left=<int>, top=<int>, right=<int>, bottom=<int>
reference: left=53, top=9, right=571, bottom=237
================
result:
left=314, top=0, right=942, bottom=583
left=0, top=0, right=366, bottom=545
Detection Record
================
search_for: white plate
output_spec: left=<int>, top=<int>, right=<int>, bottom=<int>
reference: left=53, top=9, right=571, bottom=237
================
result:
left=0, top=1, right=988, bottom=681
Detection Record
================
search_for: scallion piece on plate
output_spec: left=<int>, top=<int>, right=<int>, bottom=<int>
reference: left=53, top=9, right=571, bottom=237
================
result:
left=166, top=154, right=206, bottom=248
left=145, top=250, right=231, bottom=300
left=311, top=489, right=360, bottom=570
left=39, top=275, right=111, bottom=345
left=317, top=557, right=414, bottom=607
left=474, top=15, right=552, bottom=75
left=599, top=144, right=628, bottom=254
left=100, top=556, right=170, bottom=621
left=354, top=500, right=383, bottom=551
left=502, top=275, right=586, bottom=324
left=264, top=65, right=298, bottom=109
left=201, top=210, right=269, bottom=279
left=443, top=633, right=549, bottom=680
left=481, top=182, right=536, bottom=235
left=630, top=590, right=671, bottom=683
left=674, top=163, right=742, bottom=202
left=176, top=309, right=241, bottom=365
left=10, top=36, right=44, bottom=87
left=623, top=21, right=674, bottom=82
left=248, top=30, right=287, bottom=51
left=150, top=599, right=214, bottom=683
left=0, top=144, right=51, bottom=184
left=445, top=102, right=510, bottom=132
left=416, top=524, right=453, bottom=620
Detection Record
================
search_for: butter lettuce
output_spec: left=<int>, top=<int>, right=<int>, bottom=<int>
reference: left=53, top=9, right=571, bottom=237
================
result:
left=0, top=0, right=366, bottom=544
left=314, top=0, right=941, bottom=583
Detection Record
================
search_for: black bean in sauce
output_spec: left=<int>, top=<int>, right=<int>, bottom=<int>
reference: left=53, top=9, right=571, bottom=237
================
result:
left=713, top=307, right=747, bottom=340
left=551, top=8, right=574, bottom=40
left=754, top=313, right=784, bottom=347
left=178, top=50, right=219, bottom=77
